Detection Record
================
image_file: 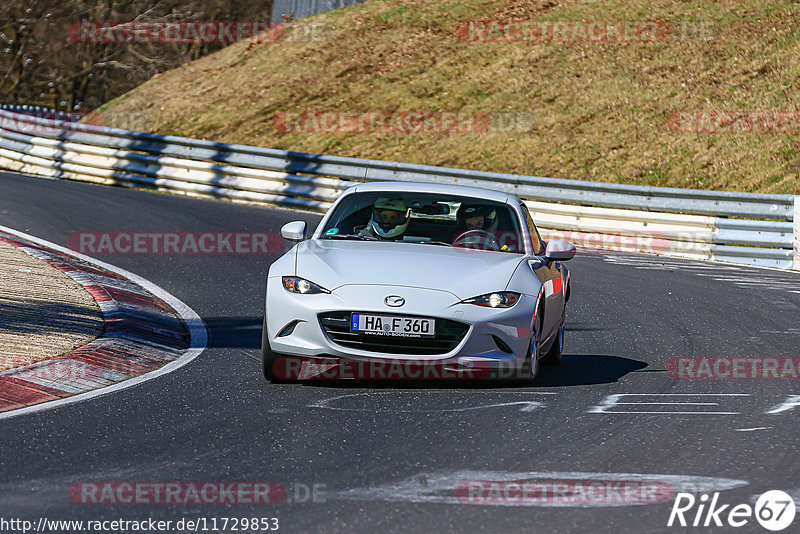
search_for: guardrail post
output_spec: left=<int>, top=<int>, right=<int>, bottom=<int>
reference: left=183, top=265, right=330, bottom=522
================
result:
left=794, top=196, right=800, bottom=270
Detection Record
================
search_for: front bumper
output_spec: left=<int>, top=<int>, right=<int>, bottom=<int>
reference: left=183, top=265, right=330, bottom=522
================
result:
left=265, top=279, right=537, bottom=373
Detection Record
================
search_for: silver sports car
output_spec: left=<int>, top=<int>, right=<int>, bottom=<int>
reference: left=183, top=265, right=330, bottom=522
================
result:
left=262, top=182, right=575, bottom=382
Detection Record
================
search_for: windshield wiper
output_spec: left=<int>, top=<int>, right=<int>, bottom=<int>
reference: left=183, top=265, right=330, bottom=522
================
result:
left=410, top=240, right=451, bottom=247
left=321, top=233, right=379, bottom=241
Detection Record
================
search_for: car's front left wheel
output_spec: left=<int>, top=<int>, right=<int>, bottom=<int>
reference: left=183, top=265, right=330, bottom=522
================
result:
left=517, top=335, right=539, bottom=383
left=262, top=318, right=296, bottom=383
left=541, top=314, right=565, bottom=366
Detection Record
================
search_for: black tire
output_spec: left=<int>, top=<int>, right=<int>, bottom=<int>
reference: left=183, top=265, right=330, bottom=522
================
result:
left=516, top=296, right=545, bottom=381
left=262, top=318, right=295, bottom=383
left=517, top=337, right=539, bottom=383
left=541, top=320, right=564, bottom=366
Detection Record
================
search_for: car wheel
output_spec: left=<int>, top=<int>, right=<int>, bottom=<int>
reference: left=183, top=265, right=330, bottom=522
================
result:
left=517, top=336, right=539, bottom=383
left=262, top=317, right=295, bottom=383
left=541, top=319, right=564, bottom=366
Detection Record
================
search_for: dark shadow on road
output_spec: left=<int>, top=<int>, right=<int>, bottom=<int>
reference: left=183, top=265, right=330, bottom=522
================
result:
left=298, top=378, right=534, bottom=390
left=565, top=323, right=608, bottom=332
left=534, top=354, right=648, bottom=387
left=278, top=354, right=648, bottom=390
left=203, top=317, right=262, bottom=349
left=222, top=315, right=647, bottom=388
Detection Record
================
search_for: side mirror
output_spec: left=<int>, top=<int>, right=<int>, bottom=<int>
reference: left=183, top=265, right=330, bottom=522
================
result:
left=281, top=221, right=307, bottom=242
left=544, top=240, right=576, bottom=261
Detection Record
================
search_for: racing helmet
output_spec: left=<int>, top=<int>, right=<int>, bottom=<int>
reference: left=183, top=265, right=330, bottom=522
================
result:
left=456, top=203, right=497, bottom=231
left=370, top=198, right=410, bottom=238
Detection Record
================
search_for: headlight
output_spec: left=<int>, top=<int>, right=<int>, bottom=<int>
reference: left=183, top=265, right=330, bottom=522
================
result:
left=461, top=292, right=520, bottom=308
left=282, top=276, right=329, bottom=294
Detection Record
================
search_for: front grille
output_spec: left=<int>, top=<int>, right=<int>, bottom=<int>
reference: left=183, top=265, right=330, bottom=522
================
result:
left=318, top=311, right=469, bottom=355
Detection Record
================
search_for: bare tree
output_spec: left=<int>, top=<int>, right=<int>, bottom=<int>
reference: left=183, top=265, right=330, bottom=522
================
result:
left=0, top=0, right=273, bottom=111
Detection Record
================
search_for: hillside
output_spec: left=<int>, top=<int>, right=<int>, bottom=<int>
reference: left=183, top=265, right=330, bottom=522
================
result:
left=93, top=0, right=800, bottom=194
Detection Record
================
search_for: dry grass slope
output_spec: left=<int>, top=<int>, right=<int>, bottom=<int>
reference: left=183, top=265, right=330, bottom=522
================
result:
left=95, top=0, right=800, bottom=194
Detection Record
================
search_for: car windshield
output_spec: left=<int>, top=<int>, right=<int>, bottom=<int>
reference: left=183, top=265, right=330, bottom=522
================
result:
left=319, top=191, right=525, bottom=254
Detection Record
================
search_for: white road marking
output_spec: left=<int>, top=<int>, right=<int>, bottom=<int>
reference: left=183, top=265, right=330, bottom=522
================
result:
left=591, top=411, right=742, bottom=415
left=759, top=329, right=800, bottom=334
left=308, top=391, right=555, bottom=413
left=730, top=283, right=799, bottom=289
left=690, top=265, right=744, bottom=270
left=600, top=254, right=800, bottom=289
left=334, top=470, right=749, bottom=508
left=749, top=488, right=800, bottom=512
left=447, top=401, right=544, bottom=413
left=0, top=224, right=207, bottom=422
left=734, top=427, right=771, bottom=432
left=765, top=395, right=800, bottom=415
left=589, top=394, right=750, bottom=415
left=791, top=489, right=800, bottom=512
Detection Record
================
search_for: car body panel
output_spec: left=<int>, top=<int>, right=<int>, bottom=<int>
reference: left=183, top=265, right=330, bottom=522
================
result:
left=292, top=239, right=526, bottom=300
left=264, top=182, right=573, bottom=378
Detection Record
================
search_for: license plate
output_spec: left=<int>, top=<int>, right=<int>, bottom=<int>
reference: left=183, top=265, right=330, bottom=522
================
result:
left=351, top=313, right=435, bottom=337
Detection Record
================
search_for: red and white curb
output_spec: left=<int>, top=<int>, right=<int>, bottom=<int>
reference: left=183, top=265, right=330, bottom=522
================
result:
left=0, top=225, right=206, bottom=420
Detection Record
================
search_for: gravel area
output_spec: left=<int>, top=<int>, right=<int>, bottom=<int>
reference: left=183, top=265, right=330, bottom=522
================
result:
left=0, top=241, right=103, bottom=372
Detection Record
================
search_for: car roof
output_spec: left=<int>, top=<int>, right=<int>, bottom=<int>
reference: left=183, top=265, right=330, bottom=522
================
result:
left=350, top=181, right=518, bottom=204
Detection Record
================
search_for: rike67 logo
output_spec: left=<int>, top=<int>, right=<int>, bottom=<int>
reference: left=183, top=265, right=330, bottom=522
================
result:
left=668, top=490, right=795, bottom=531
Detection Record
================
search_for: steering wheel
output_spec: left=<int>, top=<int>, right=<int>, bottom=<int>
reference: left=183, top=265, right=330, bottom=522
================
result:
left=451, top=229, right=500, bottom=251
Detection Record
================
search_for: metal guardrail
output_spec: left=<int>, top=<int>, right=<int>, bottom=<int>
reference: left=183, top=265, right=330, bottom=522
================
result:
left=0, top=108, right=797, bottom=270
left=0, top=105, right=83, bottom=123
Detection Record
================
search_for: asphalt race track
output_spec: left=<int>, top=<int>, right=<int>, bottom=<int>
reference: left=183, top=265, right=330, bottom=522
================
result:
left=1, top=170, right=799, bottom=533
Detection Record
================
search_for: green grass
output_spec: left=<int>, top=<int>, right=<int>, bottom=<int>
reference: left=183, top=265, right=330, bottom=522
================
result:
left=92, top=0, right=800, bottom=194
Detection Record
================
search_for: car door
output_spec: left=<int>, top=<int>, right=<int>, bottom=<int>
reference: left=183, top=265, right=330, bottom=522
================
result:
left=521, top=203, right=564, bottom=342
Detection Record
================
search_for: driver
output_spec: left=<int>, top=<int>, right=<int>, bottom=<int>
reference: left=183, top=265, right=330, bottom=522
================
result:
left=358, top=197, right=410, bottom=239
left=456, top=204, right=497, bottom=232
left=452, top=204, right=501, bottom=250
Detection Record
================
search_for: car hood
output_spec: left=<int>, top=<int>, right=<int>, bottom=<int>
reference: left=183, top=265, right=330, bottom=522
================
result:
left=294, top=239, right=525, bottom=299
